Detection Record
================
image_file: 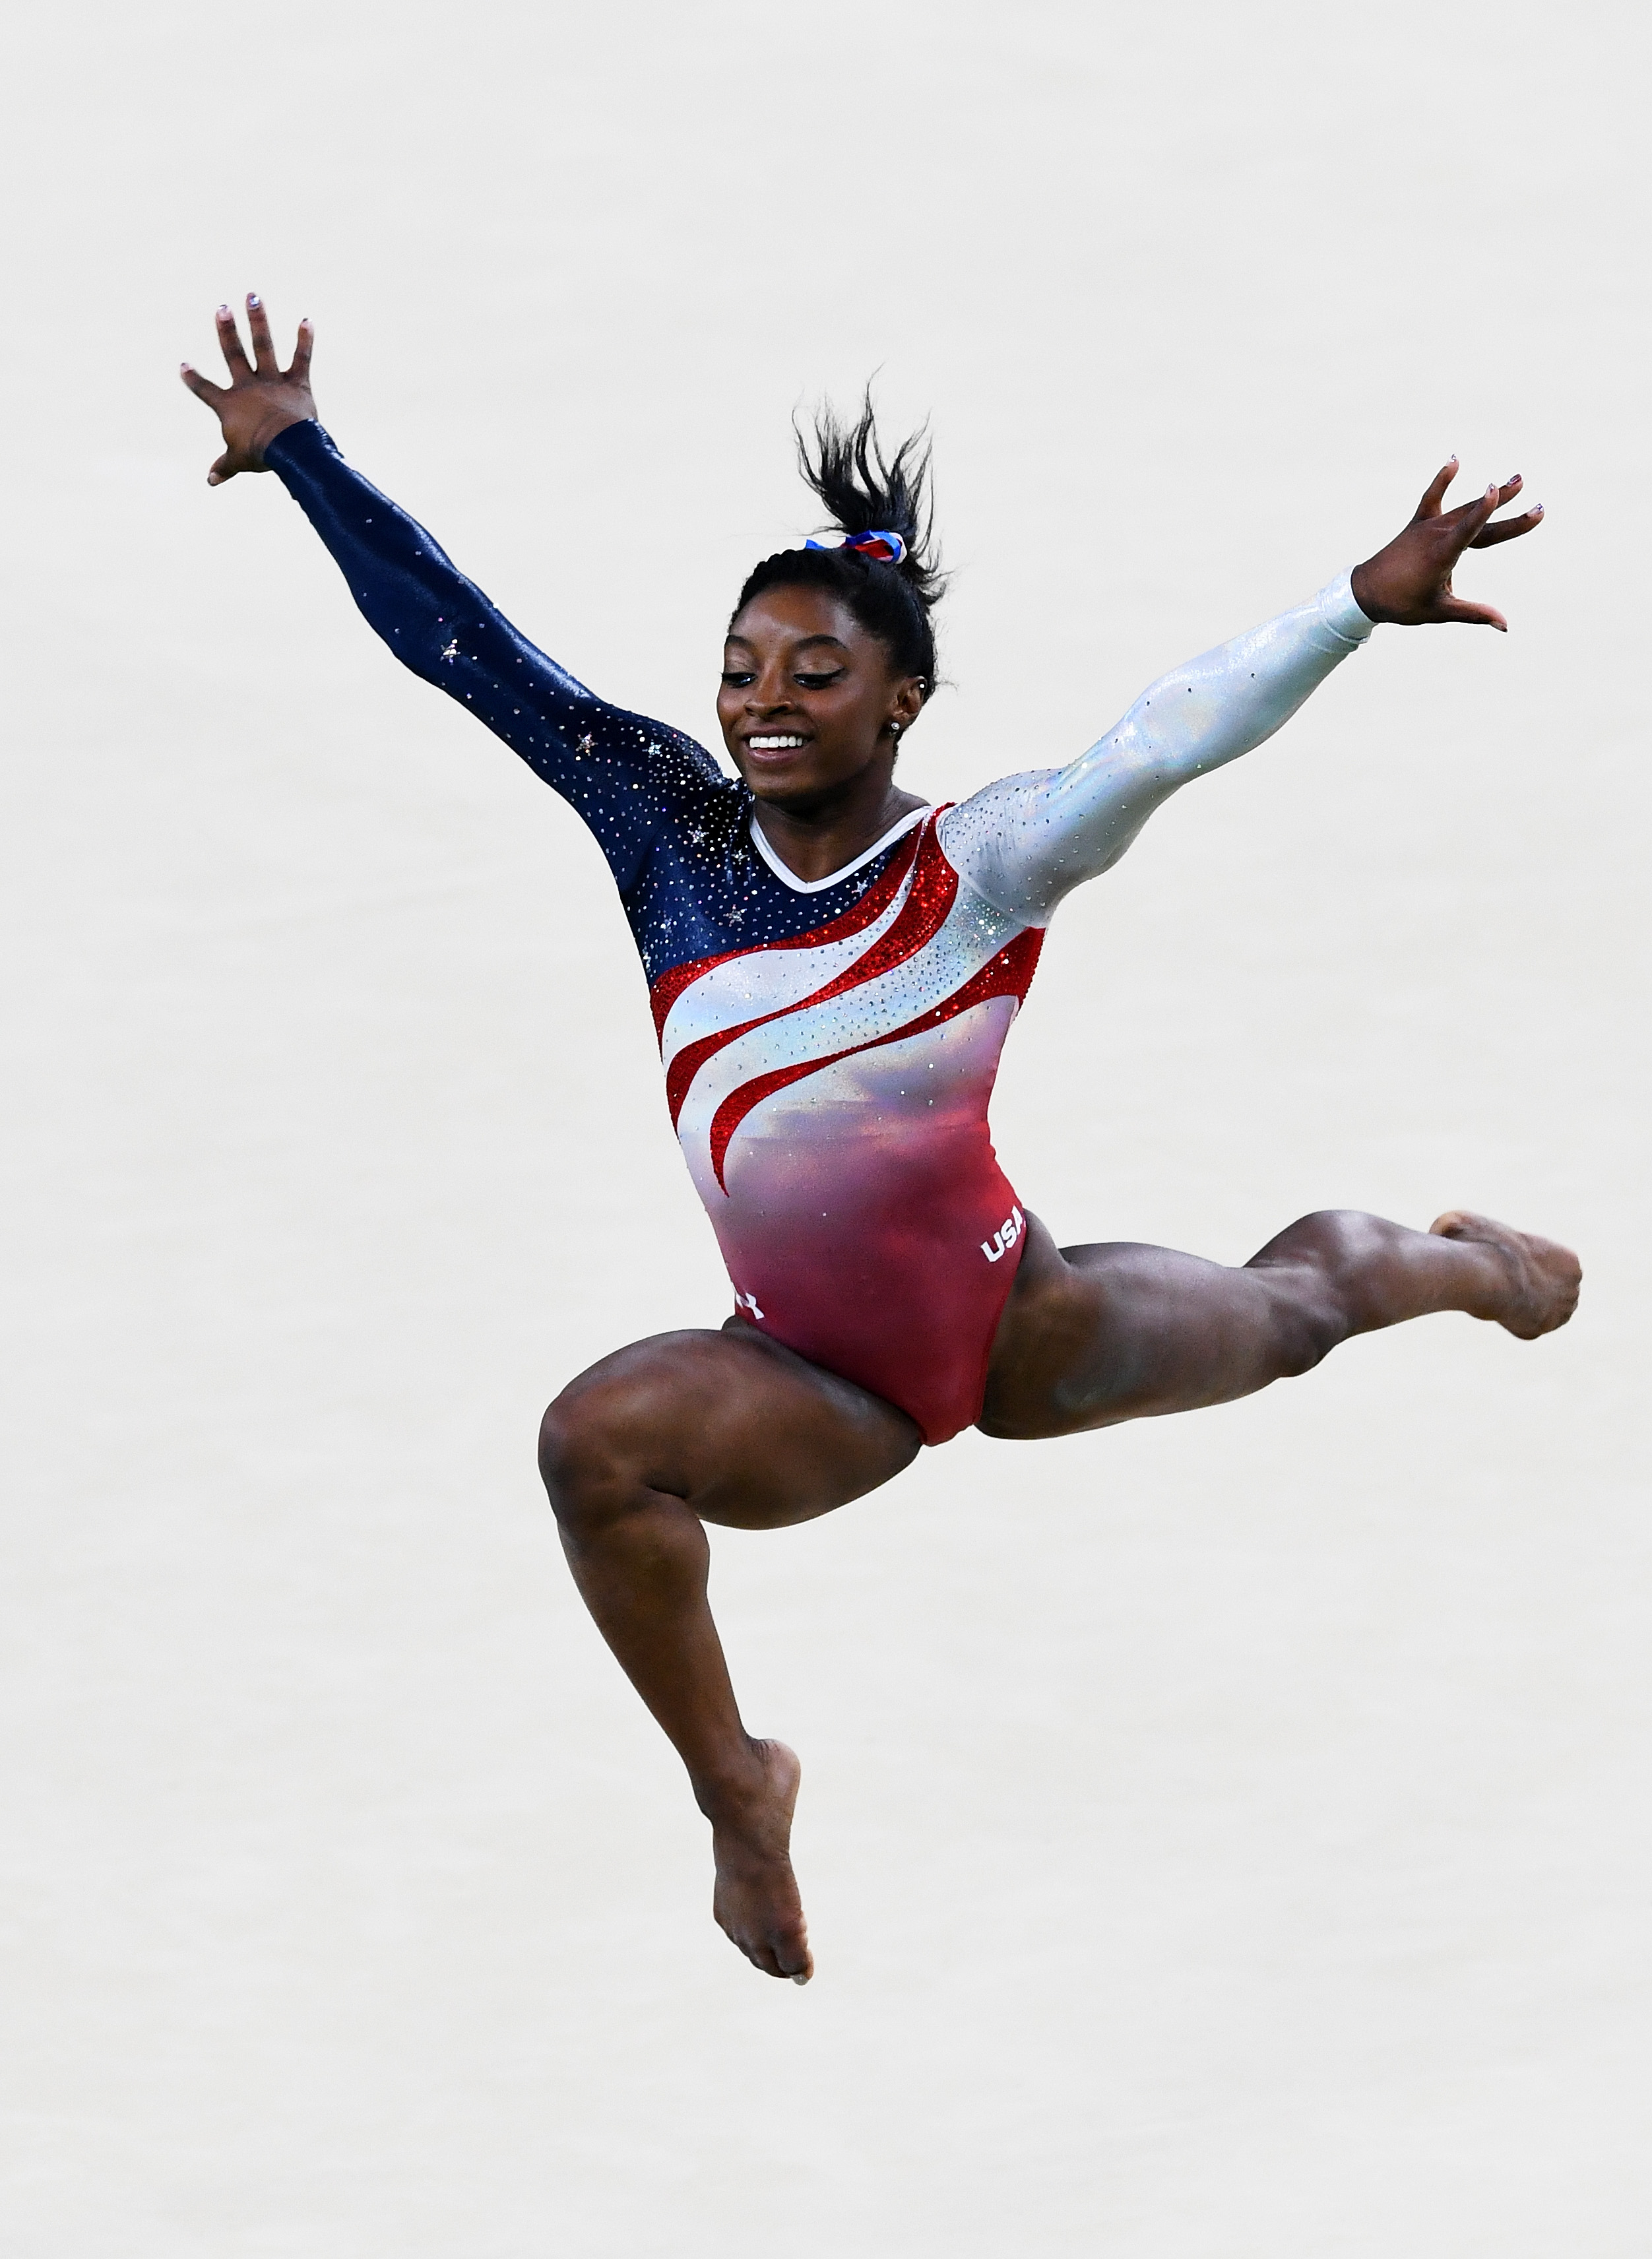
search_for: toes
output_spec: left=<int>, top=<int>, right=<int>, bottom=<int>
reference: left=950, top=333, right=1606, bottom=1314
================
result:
left=715, top=1892, right=812, bottom=1981
left=775, top=1926, right=813, bottom=1983
left=1535, top=1247, right=1582, bottom=1333
left=742, top=1932, right=813, bottom=1982
left=753, top=1915, right=811, bottom=1981
left=1426, top=1209, right=1581, bottom=1338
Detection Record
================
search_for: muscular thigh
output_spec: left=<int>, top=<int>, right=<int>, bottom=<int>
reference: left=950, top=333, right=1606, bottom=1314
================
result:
left=980, top=1212, right=1334, bottom=1441
left=543, top=1321, right=923, bottom=1532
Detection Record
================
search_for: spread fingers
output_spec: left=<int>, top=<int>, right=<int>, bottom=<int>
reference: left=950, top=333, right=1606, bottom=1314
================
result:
left=1468, top=501, right=1544, bottom=548
left=1414, top=456, right=1459, bottom=520
left=286, top=315, right=315, bottom=385
left=244, top=291, right=278, bottom=375
left=179, top=361, right=225, bottom=405
left=213, top=303, right=253, bottom=380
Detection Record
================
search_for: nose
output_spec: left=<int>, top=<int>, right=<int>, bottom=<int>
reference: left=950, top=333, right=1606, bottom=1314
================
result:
left=747, top=668, right=796, bottom=715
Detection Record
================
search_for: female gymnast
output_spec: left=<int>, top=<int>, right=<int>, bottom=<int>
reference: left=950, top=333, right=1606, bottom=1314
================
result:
left=184, top=296, right=1579, bottom=1985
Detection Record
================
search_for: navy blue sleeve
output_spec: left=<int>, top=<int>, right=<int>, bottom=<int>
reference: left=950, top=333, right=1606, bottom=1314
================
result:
left=264, top=420, right=728, bottom=893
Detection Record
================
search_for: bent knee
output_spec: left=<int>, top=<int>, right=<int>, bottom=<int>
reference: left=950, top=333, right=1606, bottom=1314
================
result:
left=539, top=1388, right=692, bottom=1546
left=536, top=1333, right=716, bottom=1525
left=536, top=1395, right=610, bottom=1516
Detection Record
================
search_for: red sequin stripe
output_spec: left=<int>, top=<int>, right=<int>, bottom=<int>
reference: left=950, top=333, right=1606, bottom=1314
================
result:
left=647, top=817, right=930, bottom=1043
left=665, top=826, right=959, bottom=1130
left=707, top=925, right=1045, bottom=1192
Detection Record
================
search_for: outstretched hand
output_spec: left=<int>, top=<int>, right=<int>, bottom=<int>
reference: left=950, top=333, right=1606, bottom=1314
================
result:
left=1350, top=460, right=1543, bottom=632
left=180, top=294, right=316, bottom=485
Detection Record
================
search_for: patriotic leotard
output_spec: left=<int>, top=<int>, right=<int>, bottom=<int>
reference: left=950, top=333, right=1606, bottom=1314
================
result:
left=267, top=422, right=1374, bottom=1443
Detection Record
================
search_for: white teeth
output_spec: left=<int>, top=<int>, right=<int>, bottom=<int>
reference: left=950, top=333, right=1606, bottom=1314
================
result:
left=748, top=736, right=808, bottom=751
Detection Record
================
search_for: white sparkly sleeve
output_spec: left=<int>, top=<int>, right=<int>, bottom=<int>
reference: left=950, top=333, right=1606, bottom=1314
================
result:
left=937, top=573, right=1374, bottom=924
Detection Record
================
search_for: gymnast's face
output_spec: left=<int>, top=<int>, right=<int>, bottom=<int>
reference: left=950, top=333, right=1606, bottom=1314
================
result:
left=719, top=587, right=926, bottom=809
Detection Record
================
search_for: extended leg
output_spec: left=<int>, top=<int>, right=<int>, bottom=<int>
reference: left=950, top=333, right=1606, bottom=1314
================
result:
left=982, top=1206, right=1580, bottom=1440
left=538, top=1323, right=919, bottom=1979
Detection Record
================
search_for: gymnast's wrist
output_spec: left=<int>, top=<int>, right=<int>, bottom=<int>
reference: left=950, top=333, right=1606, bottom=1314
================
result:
left=1348, top=557, right=1389, bottom=625
left=247, top=406, right=315, bottom=469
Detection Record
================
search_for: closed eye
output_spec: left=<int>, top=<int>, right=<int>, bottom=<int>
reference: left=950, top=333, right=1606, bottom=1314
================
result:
left=720, top=670, right=755, bottom=687
left=794, top=671, right=844, bottom=689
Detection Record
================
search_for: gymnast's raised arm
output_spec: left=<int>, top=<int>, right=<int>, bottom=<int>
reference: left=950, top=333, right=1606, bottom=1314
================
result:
left=181, top=296, right=726, bottom=891
left=940, top=461, right=1544, bottom=925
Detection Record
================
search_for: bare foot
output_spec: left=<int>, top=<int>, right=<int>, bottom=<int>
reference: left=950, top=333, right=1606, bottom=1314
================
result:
left=1429, top=1210, right=1581, bottom=1339
left=707, top=1739, right=813, bottom=1983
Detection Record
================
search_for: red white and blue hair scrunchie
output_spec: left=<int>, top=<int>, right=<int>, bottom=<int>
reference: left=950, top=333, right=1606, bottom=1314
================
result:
left=805, top=529, right=909, bottom=565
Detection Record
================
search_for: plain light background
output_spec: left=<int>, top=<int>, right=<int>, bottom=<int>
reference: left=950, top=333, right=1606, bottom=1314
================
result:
left=1, top=3, right=1646, bottom=2253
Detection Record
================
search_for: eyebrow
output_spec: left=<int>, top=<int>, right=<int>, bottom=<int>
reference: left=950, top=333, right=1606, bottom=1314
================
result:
left=723, top=633, right=851, bottom=654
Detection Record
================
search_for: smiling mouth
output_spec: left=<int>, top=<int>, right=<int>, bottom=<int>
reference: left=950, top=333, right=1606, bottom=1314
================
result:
left=745, top=735, right=811, bottom=752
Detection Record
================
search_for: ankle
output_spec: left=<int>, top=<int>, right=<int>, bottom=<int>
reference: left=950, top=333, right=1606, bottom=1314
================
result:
left=692, top=1739, right=774, bottom=1829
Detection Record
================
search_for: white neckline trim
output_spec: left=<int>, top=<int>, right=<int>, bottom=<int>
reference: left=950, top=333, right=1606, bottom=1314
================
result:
left=747, top=804, right=932, bottom=894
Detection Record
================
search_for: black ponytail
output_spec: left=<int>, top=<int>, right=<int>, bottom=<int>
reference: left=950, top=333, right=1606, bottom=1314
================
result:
left=732, top=391, right=944, bottom=705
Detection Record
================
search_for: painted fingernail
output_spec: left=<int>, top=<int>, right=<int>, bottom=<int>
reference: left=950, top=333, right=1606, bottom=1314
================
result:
left=216, top=303, right=228, bottom=314
left=247, top=292, right=260, bottom=306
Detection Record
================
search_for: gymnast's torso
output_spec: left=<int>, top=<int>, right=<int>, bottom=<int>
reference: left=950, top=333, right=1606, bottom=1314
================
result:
left=266, top=418, right=1374, bottom=1441
left=652, top=804, right=1040, bottom=1442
